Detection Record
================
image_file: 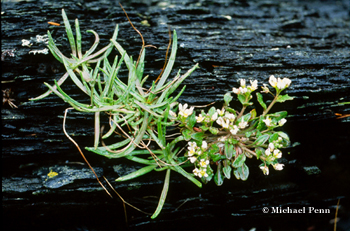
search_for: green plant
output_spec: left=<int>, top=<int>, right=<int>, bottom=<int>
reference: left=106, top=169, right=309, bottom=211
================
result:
left=31, top=9, right=293, bottom=219
left=174, top=76, right=293, bottom=185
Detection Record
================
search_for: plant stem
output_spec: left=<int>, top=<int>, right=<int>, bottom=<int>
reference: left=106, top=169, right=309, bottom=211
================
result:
left=237, top=105, right=247, bottom=120
left=262, top=94, right=279, bottom=116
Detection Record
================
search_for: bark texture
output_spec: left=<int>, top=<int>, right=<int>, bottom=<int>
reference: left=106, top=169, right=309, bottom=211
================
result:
left=2, top=0, right=350, bottom=230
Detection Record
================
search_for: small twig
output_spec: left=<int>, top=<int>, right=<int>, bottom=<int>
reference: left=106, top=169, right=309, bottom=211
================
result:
left=63, top=107, right=112, bottom=198
left=155, top=26, right=172, bottom=84
left=103, top=176, right=152, bottom=215
left=334, top=198, right=340, bottom=231
left=119, top=3, right=157, bottom=68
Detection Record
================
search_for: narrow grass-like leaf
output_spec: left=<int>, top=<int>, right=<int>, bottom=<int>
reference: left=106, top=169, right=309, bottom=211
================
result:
left=29, top=72, right=69, bottom=101
left=75, top=19, right=82, bottom=58
left=94, top=112, right=100, bottom=149
left=168, top=157, right=202, bottom=188
left=151, top=169, right=170, bottom=219
left=61, top=57, right=88, bottom=94
left=81, top=30, right=100, bottom=59
left=61, top=9, right=77, bottom=57
left=116, top=165, right=156, bottom=182
left=155, top=30, right=177, bottom=90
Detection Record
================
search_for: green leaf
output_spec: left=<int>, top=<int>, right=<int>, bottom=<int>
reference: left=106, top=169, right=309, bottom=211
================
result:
left=222, top=160, right=232, bottom=179
left=151, top=169, right=170, bottom=219
left=155, top=30, right=178, bottom=90
left=269, top=133, right=279, bottom=143
left=209, top=127, right=219, bottom=135
left=245, top=131, right=253, bottom=138
left=224, top=142, right=234, bottom=159
left=233, top=163, right=249, bottom=181
left=237, top=94, right=246, bottom=105
left=257, top=116, right=267, bottom=131
left=214, top=162, right=224, bottom=186
left=240, top=163, right=249, bottom=181
left=182, top=129, right=192, bottom=141
left=168, top=158, right=202, bottom=188
left=224, top=92, right=233, bottom=106
left=209, top=152, right=223, bottom=162
left=253, top=134, right=269, bottom=146
left=208, top=144, right=219, bottom=155
left=256, top=92, right=267, bottom=110
left=232, top=154, right=246, bottom=168
left=270, top=111, right=287, bottom=120
left=208, top=106, right=216, bottom=117
left=276, top=94, right=294, bottom=102
left=61, top=9, right=77, bottom=57
left=191, top=132, right=205, bottom=142
left=242, top=112, right=252, bottom=122
left=115, top=165, right=156, bottom=182
left=250, top=109, right=257, bottom=120
left=255, top=147, right=264, bottom=159
left=276, top=131, right=290, bottom=142
left=187, top=112, right=196, bottom=129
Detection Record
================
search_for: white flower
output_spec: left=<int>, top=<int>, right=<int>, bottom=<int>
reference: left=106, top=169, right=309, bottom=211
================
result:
left=232, top=87, right=248, bottom=94
left=263, top=116, right=272, bottom=127
left=218, top=137, right=226, bottom=142
left=217, top=108, right=225, bottom=116
left=169, top=110, right=177, bottom=118
left=198, top=168, right=208, bottom=178
left=265, top=143, right=274, bottom=156
left=239, top=87, right=248, bottom=94
left=261, top=83, right=270, bottom=93
left=277, top=78, right=291, bottom=90
left=238, top=120, right=248, bottom=129
left=273, top=163, right=284, bottom=170
left=230, top=125, right=239, bottom=135
left=260, top=166, right=269, bottom=175
left=273, top=149, right=282, bottom=159
left=188, top=147, right=196, bottom=157
left=223, top=118, right=231, bottom=128
left=179, top=103, right=194, bottom=118
left=278, top=118, right=287, bottom=126
left=188, top=141, right=197, bottom=149
left=282, top=78, right=292, bottom=88
left=196, top=113, right=205, bottom=123
left=199, top=159, right=209, bottom=168
left=211, top=112, right=218, bottom=121
left=187, top=142, right=197, bottom=156
left=216, top=117, right=224, bottom=126
left=225, top=112, right=236, bottom=121
left=269, top=75, right=277, bottom=88
left=201, top=141, right=208, bottom=150
left=193, top=168, right=200, bottom=176
left=189, top=156, right=197, bottom=163
left=248, top=80, right=258, bottom=91
left=240, top=79, right=246, bottom=87
left=232, top=87, right=240, bottom=94
left=269, top=75, right=292, bottom=90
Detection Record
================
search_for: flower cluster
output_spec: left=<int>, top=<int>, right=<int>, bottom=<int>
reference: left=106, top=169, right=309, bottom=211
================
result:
left=175, top=75, right=293, bottom=185
left=232, top=79, right=258, bottom=94
left=186, top=141, right=211, bottom=178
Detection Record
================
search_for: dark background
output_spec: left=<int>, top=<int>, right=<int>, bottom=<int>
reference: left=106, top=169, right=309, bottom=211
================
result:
left=2, top=0, right=350, bottom=230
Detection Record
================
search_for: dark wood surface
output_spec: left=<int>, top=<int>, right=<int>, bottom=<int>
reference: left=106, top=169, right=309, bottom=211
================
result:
left=2, top=0, right=350, bottom=230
